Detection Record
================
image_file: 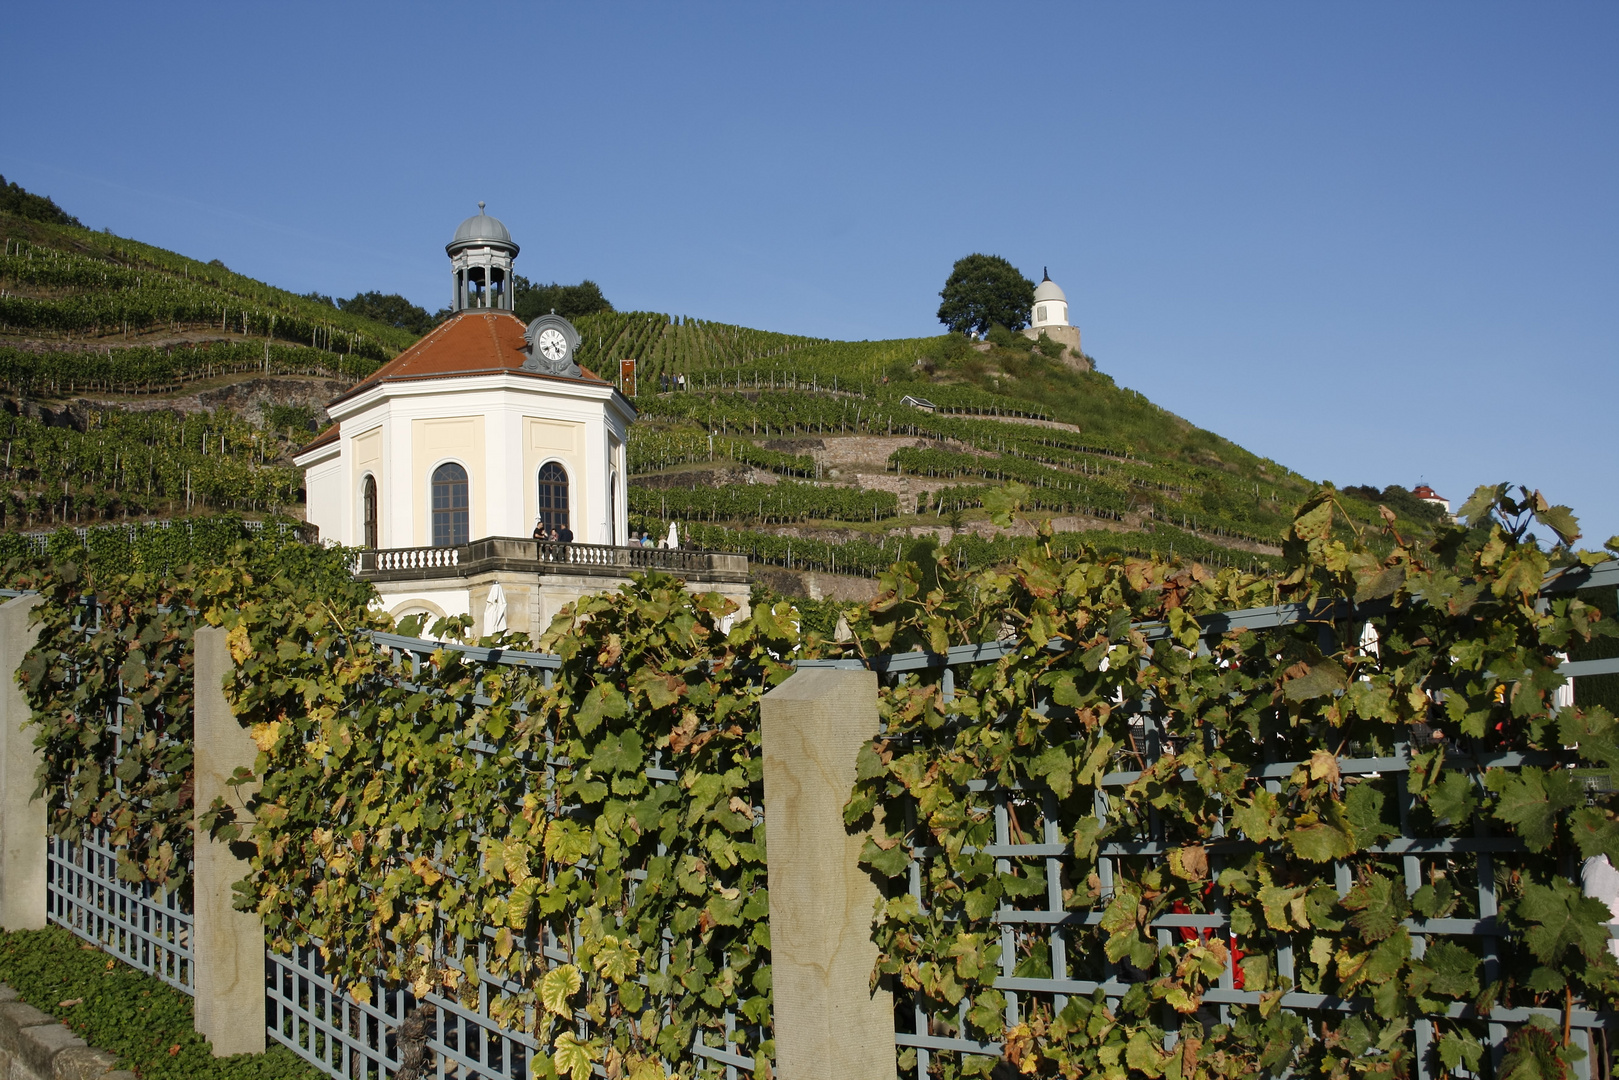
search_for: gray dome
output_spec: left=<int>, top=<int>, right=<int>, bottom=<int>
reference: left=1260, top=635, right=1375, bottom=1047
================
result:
left=1033, top=277, right=1067, bottom=304
left=446, top=203, right=518, bottom=254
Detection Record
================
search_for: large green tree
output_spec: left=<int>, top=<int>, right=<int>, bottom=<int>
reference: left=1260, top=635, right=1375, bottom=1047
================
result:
left=337, top=291, right=435, bottom=335
left=936, top=253, right=1034, bottom=335
left=513, top=275, right=614, bottom=322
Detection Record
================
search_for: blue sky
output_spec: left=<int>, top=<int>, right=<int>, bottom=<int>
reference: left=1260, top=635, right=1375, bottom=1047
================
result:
left=3, top=3, right=1615, bottom=545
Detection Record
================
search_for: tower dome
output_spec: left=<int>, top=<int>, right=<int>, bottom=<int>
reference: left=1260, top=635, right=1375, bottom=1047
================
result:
left=1030, top=268, right=1069, bottom=329
left=447, top=205, right=518, bottom=255
left=446, top=202, right=518, bottom=313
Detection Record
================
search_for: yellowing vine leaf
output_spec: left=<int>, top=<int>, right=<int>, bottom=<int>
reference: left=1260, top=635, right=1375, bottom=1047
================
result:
left=226, top=622, right=252, bottom=663
left=408, top=854, right=441, bottom=887
left=541, top=964, right=583, bottom=1016
left=250, top=720, right=281, bottom=752
left=502, top=840, right=531, bottom=886
left=626, top=1058, right=668, bottom=1080
left=551, top=1033, right=596, bottom=1080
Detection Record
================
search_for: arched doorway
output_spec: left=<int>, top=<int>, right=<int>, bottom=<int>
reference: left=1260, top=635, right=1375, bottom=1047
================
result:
left=536, top=462, right=570, bottom=536
left=361, top=474, right=378, bottom=549
left=431, top=462, right=469, bottom=546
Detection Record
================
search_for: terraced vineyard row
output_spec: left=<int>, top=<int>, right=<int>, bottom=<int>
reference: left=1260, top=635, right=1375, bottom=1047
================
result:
left=635, top=515, right=1284, bottom=580
left=573, top=311, right=825, bottom=377
left=0, top=232, right=414, bottom=360
left=626, top=428, right=815, bottom=477
left=630, top=386, right=1340, bottom=544
left=630, top=479, right=897, bottom=526
left=0, top=340, right=378, bottom=395
left=573, top=312, right=967, bottom=387
left=0, top=248, right=396, bottom=361
left=895, top=449, right=1287, bottom=547
left=2, top=230, right=417, bottom=347
left=0, top=407, right=303, bottom=529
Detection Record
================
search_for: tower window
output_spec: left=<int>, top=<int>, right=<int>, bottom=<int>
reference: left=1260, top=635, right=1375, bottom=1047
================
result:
left=362, top=474, right=378, bottom=549
left=431, top=462, right=469, bottom=547
left=1037, top=305, right=1047, bottom=323
left=537, top=461, right=570, bottom=534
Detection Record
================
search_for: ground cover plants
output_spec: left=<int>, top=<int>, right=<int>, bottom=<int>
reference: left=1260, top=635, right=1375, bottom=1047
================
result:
left=0, top=926, right=320, bottom=1079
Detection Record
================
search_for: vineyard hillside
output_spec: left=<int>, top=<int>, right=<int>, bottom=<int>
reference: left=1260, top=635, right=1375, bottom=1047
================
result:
left=576, top=311, right=1443, bottom=585
left=0, top=201, right=409, bottom=527
left=0, top=190, right=1440, bottom=590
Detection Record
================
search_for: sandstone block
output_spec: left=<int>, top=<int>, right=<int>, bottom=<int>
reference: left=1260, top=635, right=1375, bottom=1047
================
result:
left=53, top=1045, right=121, bottom=1079
left=0, top=1000, right=56, bottom=1051
left=13, top=1020, right=86, bottom=1079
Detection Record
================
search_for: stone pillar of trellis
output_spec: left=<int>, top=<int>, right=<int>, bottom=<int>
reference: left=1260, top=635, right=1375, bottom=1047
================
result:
left=0, top=593, right=44, bottom=932
left=761, top=667, right=898, bottom=1080
left=192, top=626, right=267, bottom=1055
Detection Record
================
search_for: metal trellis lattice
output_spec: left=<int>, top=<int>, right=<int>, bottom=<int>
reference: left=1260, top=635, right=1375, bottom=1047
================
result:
left=812, top=559, right=1619, bottom=1080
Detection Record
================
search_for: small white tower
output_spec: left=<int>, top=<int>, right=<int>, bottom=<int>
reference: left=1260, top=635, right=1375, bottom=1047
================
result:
left=1023, top=267, right=1083, bottom=360
left=447, top=202, right=519, bottom=312
left=1030, top=268, right=1068, bottom=330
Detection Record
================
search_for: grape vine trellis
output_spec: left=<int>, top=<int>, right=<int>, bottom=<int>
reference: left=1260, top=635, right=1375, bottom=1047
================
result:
left=843, top=485, right=1619, bottom=1078
left=207, top=573, right=799, bottom=1080
left=11, top=479, right=1617, bottom=1079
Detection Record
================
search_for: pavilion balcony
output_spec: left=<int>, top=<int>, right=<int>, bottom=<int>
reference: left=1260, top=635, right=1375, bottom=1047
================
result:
left=356, top=536, right=749, bottom=584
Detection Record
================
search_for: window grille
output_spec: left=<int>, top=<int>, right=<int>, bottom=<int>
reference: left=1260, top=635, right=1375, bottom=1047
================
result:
left=362, top=474, right=378, bottom=549
left=431, top=463, right=469, bottom=547
left=536, top=461, right=569, bottom=535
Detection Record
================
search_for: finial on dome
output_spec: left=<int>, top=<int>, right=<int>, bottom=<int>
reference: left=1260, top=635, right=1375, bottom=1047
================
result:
left=478, top=201, right=486, bottom=213
left=1043, top=266, right=1050, bottom=281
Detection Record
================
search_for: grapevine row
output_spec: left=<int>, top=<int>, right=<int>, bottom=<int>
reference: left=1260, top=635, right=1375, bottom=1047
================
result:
left=630, top=479, right=897, bottom=525
left=0, top=341, right=378, bottom=395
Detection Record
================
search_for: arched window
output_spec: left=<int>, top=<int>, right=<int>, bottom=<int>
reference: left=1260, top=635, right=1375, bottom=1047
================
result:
left=361, top=474, right=378, bottom=549
left=537, top=462, right=570, bottom=535
left=431, top=462, right=469, bottom=547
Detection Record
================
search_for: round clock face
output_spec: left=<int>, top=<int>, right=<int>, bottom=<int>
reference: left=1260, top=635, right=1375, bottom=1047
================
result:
left=536, top=327, right=568, bottom=362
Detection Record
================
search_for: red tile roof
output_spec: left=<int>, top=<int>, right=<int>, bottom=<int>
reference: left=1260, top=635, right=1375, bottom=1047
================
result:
left=328, top=311, right=609, bottom=407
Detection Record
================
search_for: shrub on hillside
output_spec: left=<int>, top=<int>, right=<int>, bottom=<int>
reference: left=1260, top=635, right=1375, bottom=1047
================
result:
left=985, top=322, right=1033, bottom=352
left=0, top=175, right=80, bottom=227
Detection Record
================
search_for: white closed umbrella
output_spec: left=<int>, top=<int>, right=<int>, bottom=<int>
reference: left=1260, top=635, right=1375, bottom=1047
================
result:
left=666, top=522, right=679, bottom=550
left=484, top=582, right=508, bottom=635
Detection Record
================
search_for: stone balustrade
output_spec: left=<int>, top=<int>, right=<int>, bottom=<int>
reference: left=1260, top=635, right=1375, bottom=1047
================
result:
left=357, top=537, right=749, bottom=584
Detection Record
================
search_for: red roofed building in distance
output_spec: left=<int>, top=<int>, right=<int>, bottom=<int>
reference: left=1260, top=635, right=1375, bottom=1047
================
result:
left=294, top=207, right=750, bottom=635
left=1412, top=485, right=1451, bottom=515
